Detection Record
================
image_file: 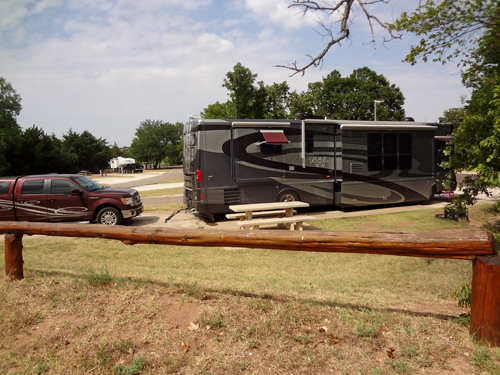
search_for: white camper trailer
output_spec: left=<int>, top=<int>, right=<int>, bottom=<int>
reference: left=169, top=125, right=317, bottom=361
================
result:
left=109, top=157, right=135, bottom=172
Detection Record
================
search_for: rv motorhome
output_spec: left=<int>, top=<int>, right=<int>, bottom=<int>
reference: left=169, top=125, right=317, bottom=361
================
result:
left=183, top=116, right=453, bottom=221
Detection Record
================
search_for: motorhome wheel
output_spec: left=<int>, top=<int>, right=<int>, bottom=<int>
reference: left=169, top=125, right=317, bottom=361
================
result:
left=277, top=191, right=299, bottom=202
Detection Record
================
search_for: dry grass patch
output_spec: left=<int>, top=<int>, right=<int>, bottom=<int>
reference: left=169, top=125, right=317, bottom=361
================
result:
left=2, top=272, right=499, bottom=374
left=3, top=236, right=474, bottom=307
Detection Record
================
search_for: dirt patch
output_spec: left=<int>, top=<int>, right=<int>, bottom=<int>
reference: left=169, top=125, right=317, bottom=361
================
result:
left=160, top=294, right=202, bottom=334
left=2, top=276, right=494, bottom=375
left=23, top=314, right=85, bottom=336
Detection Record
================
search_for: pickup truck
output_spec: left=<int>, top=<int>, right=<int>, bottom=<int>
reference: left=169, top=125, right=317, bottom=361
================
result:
left=122, top=163, right=144, bottom=173
left=0, top=174, right=143, bottom=225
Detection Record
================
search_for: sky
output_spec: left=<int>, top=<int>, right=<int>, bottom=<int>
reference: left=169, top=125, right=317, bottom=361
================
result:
left=1, top=0, right=470, bottom=147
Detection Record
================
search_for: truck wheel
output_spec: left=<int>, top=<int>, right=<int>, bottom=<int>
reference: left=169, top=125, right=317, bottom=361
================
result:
left=277, top=191, right=299, bottom=202
left=97, top=207, right=122, bottom=225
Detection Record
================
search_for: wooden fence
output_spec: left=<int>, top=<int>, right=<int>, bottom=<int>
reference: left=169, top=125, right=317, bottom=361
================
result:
left=1, top=222, right=499, bottom=346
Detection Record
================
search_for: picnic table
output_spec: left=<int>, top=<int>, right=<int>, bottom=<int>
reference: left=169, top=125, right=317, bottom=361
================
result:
left=228, top=201, right=316, bottom=230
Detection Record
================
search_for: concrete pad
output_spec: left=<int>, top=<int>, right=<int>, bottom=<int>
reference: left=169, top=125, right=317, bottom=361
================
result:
left=91, top=171, right=166, bottom=185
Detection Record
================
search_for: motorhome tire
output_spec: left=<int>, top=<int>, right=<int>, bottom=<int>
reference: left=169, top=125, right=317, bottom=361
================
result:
left=97, top=207, right=122, bottom=225
left=429, top=185, right=437, bottom=201
left=277, top=191, right=299, bottom=202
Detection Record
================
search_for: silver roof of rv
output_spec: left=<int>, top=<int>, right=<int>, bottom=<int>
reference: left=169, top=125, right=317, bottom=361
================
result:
left=193, top=118, right=438, bottom=131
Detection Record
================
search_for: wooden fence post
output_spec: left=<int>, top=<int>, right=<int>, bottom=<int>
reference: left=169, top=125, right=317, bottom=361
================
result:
left=4, top=233, right=24, bottom=280
left=471, top=255, right=500, bottom=346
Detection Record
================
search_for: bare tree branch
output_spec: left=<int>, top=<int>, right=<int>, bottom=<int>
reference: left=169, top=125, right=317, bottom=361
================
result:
left=275, top=0, right=401, bottom=76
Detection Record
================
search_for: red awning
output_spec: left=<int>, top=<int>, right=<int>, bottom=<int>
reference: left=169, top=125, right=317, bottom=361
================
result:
left=260, top=130, right=289, bottom=145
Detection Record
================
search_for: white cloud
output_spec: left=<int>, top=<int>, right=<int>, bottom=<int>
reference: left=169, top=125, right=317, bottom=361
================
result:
left=244, top=0, right=333, bottom=29
left=195, top=33, right=234, bottom=53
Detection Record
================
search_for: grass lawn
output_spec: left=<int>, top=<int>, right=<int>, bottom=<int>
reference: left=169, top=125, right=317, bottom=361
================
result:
left=139, top=187, right=184, bottom=198
left=1, top=204, right=500, bottom=374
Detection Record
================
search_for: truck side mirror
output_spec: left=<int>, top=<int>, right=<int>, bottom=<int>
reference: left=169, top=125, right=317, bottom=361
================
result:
left=71, top=189, right=82, bottom=196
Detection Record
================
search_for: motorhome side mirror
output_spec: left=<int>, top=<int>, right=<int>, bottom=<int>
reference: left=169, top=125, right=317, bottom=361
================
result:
left=71, top=189, right=82, bottom=196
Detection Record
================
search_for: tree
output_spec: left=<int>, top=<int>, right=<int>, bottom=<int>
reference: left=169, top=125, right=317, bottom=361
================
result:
left=290, top=67, right=405, bottom=120
left=222, top=63, right=267, bottom=118
left=203, top=100, right=236, bottom=119
left=62, top=129, right=112, bottom=173
left=18, top=126, right=69, bottom=174
left=392, top=1, right=500, bottom=209
left=392, top=1, right=500, bottom=81
left=438, top=107, right=466, bottom=130
left=263, top=82, right=291, bottom=119
left=276, top=0, right=401, bottom=76
left=281, top=1, right=500, bottom=77
left=109, top=142, right=122, bottom=158
left=203, top=63, right=292, bottom=119
left=0, top=77, right=23, bottom=175
left=130, top=120, right=183, bottom=168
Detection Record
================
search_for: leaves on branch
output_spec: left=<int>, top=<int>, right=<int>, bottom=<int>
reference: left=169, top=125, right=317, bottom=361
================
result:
left=391, top=0, right=500, bottom=71
left=276, top=0, right=401, bottom=76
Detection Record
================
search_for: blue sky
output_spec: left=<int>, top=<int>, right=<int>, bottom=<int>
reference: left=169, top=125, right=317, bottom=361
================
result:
left=1, top=0, right=470, bottom=147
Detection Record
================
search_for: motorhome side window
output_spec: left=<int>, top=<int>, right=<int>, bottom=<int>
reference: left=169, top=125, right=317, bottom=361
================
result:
left=367, top=133, right=412, bottom=171
left=260, top=143, right=282, bottom=154
left=258, top=129, right=289, bottom=155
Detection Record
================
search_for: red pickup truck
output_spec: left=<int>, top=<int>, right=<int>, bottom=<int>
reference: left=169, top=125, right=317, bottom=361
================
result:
left=0, top=174, right=143, bottom=225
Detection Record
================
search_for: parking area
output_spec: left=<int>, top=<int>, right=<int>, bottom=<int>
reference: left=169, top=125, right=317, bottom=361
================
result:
left=87, top=171, right=500, bottom=230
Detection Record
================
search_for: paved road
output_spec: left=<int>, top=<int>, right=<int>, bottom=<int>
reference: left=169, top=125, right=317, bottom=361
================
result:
left=112, top=168, right=183, bottom=188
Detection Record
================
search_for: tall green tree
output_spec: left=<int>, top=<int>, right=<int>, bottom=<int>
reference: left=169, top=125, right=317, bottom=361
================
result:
left=392, top=0, right=500, bottom=81
left=205, top=65, right=404, bottom=121
left=263, top=82, right=291, bottom=119
left=18, top=126, right=69, bottom=174
left=204, top=63, right=291, bottom=119
left=438, top=107, right=466, bottom=130
left=130, top=120, right=183, bottom=168
left=222, top=63, right=267, bottom=119
left=393, top=1, right=500, bottom=208
left=203, top=100, right=236, bottom=119
left=0, top=77, right=23, bottom=175
left=62, top=129, right=111, bottom=173
left=290, top=67, right=405, bottom=120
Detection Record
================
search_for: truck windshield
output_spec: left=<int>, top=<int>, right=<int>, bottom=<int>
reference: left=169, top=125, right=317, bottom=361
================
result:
left=73, top=176, right=103, bottom=192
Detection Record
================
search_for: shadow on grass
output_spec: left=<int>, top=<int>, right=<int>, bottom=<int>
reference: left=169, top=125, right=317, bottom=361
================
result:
left=27, top=268, right=463, bottom=322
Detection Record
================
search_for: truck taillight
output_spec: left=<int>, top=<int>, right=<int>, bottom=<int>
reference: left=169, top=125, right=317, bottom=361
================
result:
left=196, top=169, right=203, bottom=181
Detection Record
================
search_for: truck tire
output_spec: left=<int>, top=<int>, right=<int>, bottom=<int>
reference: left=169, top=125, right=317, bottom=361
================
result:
left=97, top=207, right=122, bottom=225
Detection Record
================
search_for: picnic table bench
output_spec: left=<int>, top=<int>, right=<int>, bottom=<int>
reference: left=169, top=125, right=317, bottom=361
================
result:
left=237, top=215, right=316, bottom=230
left=228, top=201, right=315, bottom=230
left=226, top=209, right=297, bottom=221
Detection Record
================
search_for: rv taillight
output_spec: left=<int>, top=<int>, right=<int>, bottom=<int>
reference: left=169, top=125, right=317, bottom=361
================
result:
left=196, top=169, right=203, bottom=181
